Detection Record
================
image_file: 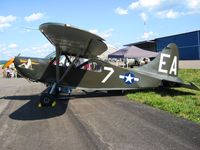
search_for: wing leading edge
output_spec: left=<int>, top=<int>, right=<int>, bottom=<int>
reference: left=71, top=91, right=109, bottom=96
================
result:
left=39, top=22, right=107, bottom=58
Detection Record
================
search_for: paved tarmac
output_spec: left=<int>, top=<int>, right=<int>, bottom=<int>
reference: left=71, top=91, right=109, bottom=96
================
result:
left=0, top=78, right=199, bottom=150
left=179, top=60, right=200, bottom=69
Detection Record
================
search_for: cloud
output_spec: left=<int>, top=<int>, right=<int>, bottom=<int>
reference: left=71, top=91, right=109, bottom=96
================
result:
left=31, top=43, right=54, bottom=56
left=115, top=7, right=128, bottom=15
left=185, top=0, right=200, bottom=14
left=0, top=43, right=19, bottom=59
left=129, top=0, right=161, bottom=10
left=89, top=28, right=114, bottom=39
left=0, top=15, right=16, bottom=31
left=100, top=28, right=114, bottom=39
left=89, top=29, right=98, bottom=34
left=186, top=0, right=200, bottom=9
left=119, top=0, right=200, bottom=20
left=0, top=42, right=54, bottom=60
left=8, top=43, right=18, bottom=49
left=140, top=12, right=148, bottom=23
left=0, top=43, right=5, bottom=50
left=24, top=13, right=44, bottom=22
left=129, top=1, right=140, bottom=10
left=141, top=31, right=156, bottom=39
left=0, top=43, right=18, bottom=51
left=156, top=9, right=181, bottom=19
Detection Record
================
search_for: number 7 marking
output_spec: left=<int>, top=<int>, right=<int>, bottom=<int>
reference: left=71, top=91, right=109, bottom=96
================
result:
left=101, top=67, right=114, bottom=83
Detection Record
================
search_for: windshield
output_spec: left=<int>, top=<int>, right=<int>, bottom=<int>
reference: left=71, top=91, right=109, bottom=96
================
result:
left=44, top=51, right=90, bottom=68
left=44, top=51, right=56, bottom=59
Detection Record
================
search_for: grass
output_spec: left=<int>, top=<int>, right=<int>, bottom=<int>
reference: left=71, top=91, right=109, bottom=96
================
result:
left=127, top=69, right=200, bottom=124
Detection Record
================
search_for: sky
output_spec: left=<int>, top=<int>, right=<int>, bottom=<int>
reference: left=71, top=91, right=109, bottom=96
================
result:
left=0, top=0, right=200, bottom=60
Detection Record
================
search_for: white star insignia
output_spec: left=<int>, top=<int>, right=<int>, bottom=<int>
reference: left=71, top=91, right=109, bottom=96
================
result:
left=119, top=73, right=139, bottom=84
left=125, top=74, right=134, bottom=83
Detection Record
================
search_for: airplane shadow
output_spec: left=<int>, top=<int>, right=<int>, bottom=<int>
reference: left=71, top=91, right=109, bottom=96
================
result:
left=7, top=88, right=190, bottom=121
left=5, top=91, right=122, bottom=121
left=9, top=95, right=69, bottom=121
left=67, top=91, right=123, bottom=100
left=0, top=95, right=39, bottom=101
left=128, top=88, right=195, bottom=97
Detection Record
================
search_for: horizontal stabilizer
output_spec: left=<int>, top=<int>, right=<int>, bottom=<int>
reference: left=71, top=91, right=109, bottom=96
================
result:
left=162, top=80, right=200, bottom=91
left=180, top=82, right=200, bottom=91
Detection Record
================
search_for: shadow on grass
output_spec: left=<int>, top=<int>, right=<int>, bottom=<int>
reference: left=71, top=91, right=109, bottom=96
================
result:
left=126, top=88, right=195, bottom=97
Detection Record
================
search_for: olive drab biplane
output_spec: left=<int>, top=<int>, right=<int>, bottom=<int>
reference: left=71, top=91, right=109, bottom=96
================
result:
left=14, top=22, right=199, bottom=107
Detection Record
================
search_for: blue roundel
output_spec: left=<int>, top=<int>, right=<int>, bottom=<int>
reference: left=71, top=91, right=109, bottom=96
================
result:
left=123, top=73, right=135, bottom=84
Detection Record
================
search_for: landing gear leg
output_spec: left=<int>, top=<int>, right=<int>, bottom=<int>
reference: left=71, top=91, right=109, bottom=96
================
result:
left=38, top=83, right=58, bottom=108
left=38, top=46, right=61, bottom=108
left=38, top=46, right=80, bottom=108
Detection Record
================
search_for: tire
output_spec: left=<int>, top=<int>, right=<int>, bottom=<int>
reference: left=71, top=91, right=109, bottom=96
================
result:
left=40, top=93, right=55, bottom=107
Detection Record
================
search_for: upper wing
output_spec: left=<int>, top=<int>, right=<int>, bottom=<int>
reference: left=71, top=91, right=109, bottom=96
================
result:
left=39, top=22, right=107, bottom=58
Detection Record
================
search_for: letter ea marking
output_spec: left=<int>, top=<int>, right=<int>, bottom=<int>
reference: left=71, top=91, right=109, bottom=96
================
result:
left=158, top=53, right=170, bottom=74
left=169, top=56, right=177, bottom=75
left=158, top=53, right=177, bottom=75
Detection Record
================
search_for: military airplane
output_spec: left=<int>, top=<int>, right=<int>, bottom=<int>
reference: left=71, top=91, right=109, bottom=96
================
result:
left=14, top=22, right=199, bottom=107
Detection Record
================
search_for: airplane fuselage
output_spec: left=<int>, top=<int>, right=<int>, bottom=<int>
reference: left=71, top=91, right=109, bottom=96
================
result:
left=14, top=56, right=165, bottom=90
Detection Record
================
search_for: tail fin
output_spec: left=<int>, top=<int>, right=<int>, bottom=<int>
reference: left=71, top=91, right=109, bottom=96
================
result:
left=139, top=43, right=200, bottom=90
left=141, top=43, right=179, bottom=77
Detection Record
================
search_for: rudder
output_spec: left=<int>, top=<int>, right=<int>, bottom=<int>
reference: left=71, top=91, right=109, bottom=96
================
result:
left=140, top=43, right=179, bottom=77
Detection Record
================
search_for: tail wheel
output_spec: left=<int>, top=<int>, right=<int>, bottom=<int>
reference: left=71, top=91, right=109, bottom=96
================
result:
left=162, top=80, right=177, bottom=87
left=40, top=93, right=55, bottom=107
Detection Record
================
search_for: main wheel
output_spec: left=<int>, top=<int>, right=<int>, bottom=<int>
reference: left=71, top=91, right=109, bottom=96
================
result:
left=40, top=93, right=55, bottom=107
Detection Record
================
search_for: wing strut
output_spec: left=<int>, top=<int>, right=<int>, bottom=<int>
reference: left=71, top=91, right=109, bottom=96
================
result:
left=47, top=39, right=92, bottom=105
left=49, top=45, right=61, bottom=95
left=58, top=56, right=80, bottom=84
left=58, top=39, right=92, bottom=84
left=57, top=38, right=93, bottom=85
left=56, top=45, right=61, bottom=82
left=49, top=46, right=85, bottom=95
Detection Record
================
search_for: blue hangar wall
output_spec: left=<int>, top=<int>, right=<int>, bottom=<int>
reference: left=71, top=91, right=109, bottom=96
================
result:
left=156, top=30, right=200, bottom=60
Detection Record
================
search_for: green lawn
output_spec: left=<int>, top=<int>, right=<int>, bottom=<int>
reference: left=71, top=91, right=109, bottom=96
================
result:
left=127, top=69, right=200, bottom=124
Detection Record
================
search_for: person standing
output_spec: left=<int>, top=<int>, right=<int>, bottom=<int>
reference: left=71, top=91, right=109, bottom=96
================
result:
left=6, top=67, right=11, bottom=78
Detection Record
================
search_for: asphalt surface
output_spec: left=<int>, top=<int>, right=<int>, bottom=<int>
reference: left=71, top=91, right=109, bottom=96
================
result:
left=179, top=60, right=200, bottom=69
left=0, top=78, right=199, bottom=150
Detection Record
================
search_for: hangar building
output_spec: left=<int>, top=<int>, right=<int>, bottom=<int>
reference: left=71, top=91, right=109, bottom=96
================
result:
left=125, top=30, right=200, bottom=60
